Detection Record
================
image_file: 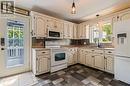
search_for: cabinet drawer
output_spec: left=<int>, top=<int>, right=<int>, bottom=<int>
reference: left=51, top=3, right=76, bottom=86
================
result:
left=93, top=50, right=104, bottom=54
left=36, top=50, right=50, bottom=56
left=105, top=50, right=114, bottom=55
left=84, top=49, right=93, bottom=53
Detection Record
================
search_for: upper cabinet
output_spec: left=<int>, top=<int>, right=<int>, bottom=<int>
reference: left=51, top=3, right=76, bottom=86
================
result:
left=63, top=21, right=74, bottom=39
left=73, top=24, right=78, bottom=39
left=31, top=12, right=47, bottom=37
left=77, top=23, right=89, bottom=39
left=31, top=11, right=64, bottom=38
left=46, top=18, right=63, bottom=32
left=46, top=18, right=64, bottom=38
left=119, top=12, right=130, bottom=21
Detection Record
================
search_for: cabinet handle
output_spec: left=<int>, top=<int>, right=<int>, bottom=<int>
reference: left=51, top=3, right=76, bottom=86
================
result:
left=92, top=56, right=95, bottom=58
left=108, top=51, right=112, bottom=53
left=92, top=50, right=94, bottom=51
left=42, top=52, right=46, bottom=53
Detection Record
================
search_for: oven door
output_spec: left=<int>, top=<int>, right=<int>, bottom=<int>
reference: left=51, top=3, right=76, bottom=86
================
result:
left=51, top=50, right=67, bottom=66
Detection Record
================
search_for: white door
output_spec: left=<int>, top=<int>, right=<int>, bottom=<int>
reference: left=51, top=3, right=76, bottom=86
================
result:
left=0, top=14, right=31, bottom=77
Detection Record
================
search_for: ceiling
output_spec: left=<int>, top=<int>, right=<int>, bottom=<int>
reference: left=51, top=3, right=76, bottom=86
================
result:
left=15, top=0, right=130, bottom=23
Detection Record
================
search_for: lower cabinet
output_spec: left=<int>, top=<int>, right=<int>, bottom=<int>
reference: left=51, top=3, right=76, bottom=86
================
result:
left=66, top=48, right=114, bottom=74
left=78, top=49, right=86, bottom=65
left=104, top=55, right=114, bottom=73
left=32, top=49, right=50, bottom=75
left=67, top=48, right=77, bottom=66
left=36, top=56, right=50, bottom=74
left=93, top=53, right=104, bottom=70
left=79, top=48, right=114, bottom=74
left=85, top=52, right=94, bottom=67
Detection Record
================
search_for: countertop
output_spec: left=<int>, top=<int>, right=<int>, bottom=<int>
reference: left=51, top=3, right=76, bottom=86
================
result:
left=32, top=45, right=114, bottom=50
left=61, top=45, right=114, bottom=50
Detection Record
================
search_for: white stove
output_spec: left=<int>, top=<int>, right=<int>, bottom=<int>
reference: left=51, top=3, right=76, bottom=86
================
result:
left=45, top=46, right=67, bottom=72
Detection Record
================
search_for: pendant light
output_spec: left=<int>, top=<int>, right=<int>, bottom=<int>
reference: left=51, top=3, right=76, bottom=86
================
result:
left=96, top=14, right=99, bottom=27
left=71, top=0, right=76, bottom=14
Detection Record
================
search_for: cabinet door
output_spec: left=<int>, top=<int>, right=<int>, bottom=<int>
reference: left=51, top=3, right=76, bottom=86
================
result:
left=35, top=16, right=47, bottom=37
left=85, top=52, right=91, bottom=66
left=105, top=55, right=114, bottom=73
left=79, top=50, right=86, bottom=64
left=87, top=53, right=94, bottom=67
left=46, top=18, right=55, bottom=31
left=78, top=49, right=82, bottom=64
left=77, top=24, right=83, bottom=38
left=63, top=22, right=69, bottom=38
left=69, top=23, right=74, bottom=39
left=73, top=49, right=78, bottom=64
left=37, top=57, right=49, bottom=74
left=94, top=54, right=104, bottom=70
left=73, top=24, right=77, bottom=39
left=68, top=53, right=74, bottom=65
left=120, top=12, right=130, bottom=21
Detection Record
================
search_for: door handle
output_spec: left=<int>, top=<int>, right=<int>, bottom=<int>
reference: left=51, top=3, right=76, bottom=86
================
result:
left=1, top=38, right=5, bottom=46
left=1, top=48, right=5, bottom=50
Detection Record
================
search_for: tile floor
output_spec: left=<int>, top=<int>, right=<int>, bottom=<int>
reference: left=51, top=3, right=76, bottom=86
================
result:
left=0, top=64, right=130, bottom=86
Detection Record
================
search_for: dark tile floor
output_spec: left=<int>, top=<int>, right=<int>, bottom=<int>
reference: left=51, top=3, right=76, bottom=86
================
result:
left=32, top=64, right=130, bottom=86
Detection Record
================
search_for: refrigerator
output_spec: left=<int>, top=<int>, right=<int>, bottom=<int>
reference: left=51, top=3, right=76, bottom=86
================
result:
left=113, top=19, right=130, bottom=84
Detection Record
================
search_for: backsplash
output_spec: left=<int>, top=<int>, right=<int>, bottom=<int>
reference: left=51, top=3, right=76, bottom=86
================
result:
left=70, top=39, right=90, bottom=45
left=45, top=39, right=70, bottom=46
left=32, top=37, right=45, bottom=48
left=32, top=38, right=91, bottom=47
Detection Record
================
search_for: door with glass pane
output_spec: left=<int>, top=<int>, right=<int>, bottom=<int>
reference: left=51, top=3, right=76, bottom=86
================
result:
left=0, top=15, right=30, bottom=77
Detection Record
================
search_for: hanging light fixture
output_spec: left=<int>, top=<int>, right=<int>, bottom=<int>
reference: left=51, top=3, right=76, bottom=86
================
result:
left=96, top=14, right=99, bottom=27
left=71, top=0, right=76, bottom=14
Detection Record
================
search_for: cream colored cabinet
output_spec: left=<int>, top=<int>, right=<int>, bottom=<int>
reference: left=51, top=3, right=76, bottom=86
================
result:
left=119, top=12, right=130, bottom=21
left=104, top=50, right=114, bottom=74
left=31, top=12, right=47, bottom=37
left=46, top=18, right=64, bottom=38
left=73, top=24, right=78, bottom=39
left=63, top=21, right=74, bottom=39
left=36, top=56, right=49, bottom=74
left=85, top=51, right=94, bottom=67
left=93, top=53, right=104, bottom=70
left=78, top=49, right=86, bottom=65
left=104, top=55, right=114, bottom=74
left=67, top=48, right=77, bottom=66
left=32, top=49, right=50, bottom=75
left=77, top=23, right=89, bottom=39
left=77, top=24, right=83, bottom=39
left=73, top=48, right=78, bottom=64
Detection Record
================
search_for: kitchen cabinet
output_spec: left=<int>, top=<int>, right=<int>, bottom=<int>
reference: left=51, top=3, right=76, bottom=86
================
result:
left=36, top=56, right=49, bottom=74
left=93, top=53, right=104, bottom=70
left=73, top=24, right=78, bottom=39
left=78, top=49, right=86, bottom=65
left=63, top=21, right=74, bottom=39
left=32, top=49, right=50, bottom=75
left=46, top=18, right=64, bottom=38
left=85, top=51, right=94, bottom=67
left=31, top=12, right=47, bottom=37
left=104, top=55, right=114, bottom=74
left=67, top=48, right=77, bottom=66
left=119, top=12, right=130, bottom=21
left=104, top=50, right=114, bottom=73
left=77, top=23, right=89, bottom=39
left=46, top=18, right=63, bottom=32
